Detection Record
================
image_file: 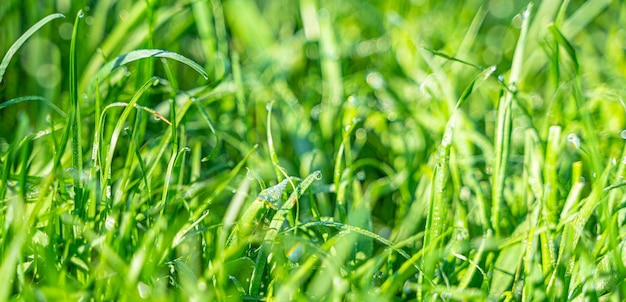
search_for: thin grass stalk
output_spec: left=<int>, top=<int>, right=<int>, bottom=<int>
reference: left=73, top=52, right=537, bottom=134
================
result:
left=491, top=3, right=532, bottom=236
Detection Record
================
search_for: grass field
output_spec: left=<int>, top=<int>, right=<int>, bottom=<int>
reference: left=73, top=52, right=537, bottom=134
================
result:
left=1, top=0, right=626, bottom=300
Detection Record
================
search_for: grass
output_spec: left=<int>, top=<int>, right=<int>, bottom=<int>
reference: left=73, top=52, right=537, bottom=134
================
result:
left=1, top=0, right=626, bottom=300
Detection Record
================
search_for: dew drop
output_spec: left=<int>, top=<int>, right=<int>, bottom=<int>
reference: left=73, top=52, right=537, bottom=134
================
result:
left=366, top=71, right=384, bottom=89
left=266, top=102, right=273, bottom=112
left=77, top=10, right=84, bottom=18
left=313, top=170, right=323, bottom=180
left=356, top=170, right=366, bottom=181
left=611, top=157, right=617, bottom=166
left=181, top=147, right=191, bottom=152
left=310, top=104, right=321, bottom=120
left=105, top=216, right=115, bottom=230
left=620, top=129, right=626, bottom=140
left=567, top=133, right=580, bottom=149
left=355, top=128, right=367, bottom=140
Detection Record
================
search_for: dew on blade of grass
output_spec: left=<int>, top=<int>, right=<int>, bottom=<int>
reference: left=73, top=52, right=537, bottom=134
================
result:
left=567, top=133, right=581, bottom=149
left=77, top=10, right=84, bottom=18
left=137, top=282, right=150, bottom=299
left=366, top=71, right=384, bottom=89
left=348, top=95, right=357, bottom=104
left=313, top=170, right=323, bottom=180
left=105, top=216, right=116, bottom=230
left=355, top=128, right=367, bottom=140
left=310, top=104, right=321, bottom=120
left=356, top=170, right=366, bottom=181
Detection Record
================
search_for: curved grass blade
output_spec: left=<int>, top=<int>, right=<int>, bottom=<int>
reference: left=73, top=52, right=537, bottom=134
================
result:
left=0, top=96, right=66, bottom=117
left=87, top=49, right=209, bottom=94
left=0, top=13, right=65, bottom=83
left=101, top=77, right=159, bottom=204
left=287, top=220, right=413, bottom=260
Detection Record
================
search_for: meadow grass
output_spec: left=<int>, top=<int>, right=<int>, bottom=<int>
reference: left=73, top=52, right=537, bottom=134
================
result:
left=1, top=0, right=626, bottom=300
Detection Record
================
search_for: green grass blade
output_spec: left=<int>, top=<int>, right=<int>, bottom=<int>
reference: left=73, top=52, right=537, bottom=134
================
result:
left=0, top=96, right=66, bottom=117
left=491, top=3, right=532, bottom=235
left=0, top=13, right=64, bottom=83
left=249, top=170, right=322, bottom=296
left=101, top=77, right=159, bottom=205
left=87, top=49, right=208, bottom=94
left=69, top=10, right=85, bottom=217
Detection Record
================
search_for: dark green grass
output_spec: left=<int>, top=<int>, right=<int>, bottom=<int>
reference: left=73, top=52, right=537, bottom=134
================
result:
left=1, top=0, right=626, bottom=300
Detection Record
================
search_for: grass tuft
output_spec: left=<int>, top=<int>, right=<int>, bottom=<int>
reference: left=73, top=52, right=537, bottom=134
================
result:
left=1, top=1, right=626, bottom=300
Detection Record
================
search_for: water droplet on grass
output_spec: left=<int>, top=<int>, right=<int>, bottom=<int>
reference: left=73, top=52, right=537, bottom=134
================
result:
left=567, top=133, right=580, bottom=149
left=313, top=170, right=323, bottom=180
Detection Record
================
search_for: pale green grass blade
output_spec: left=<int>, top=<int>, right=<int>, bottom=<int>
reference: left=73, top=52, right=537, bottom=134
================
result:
left=101, top=77, right=159, bottom=204
left=0, top=114, right=30, bottom=301
left=317, top=9, right=343, bottom=139
left=69, top=10, right=85, bottom=218
left=491, top=3, right=532, bottom=235
left=87, top=49, right=208, bottom=94
left=0, top=13, right=64, bottom=83
left=266, top=102, right=287, bottom=181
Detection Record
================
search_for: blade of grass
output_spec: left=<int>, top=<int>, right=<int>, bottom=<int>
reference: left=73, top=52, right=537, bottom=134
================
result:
left=0, top=96, right=66, bottom=117
left=491, top=3, right=532, bottom=236
left=87, top=49, right=208, bottom=95
left=69, top=10, right=85, bottom=218
left=0, top=13, right=64, bottom=83
left=249, top=170, right=322, bottom=296
left=101, top=77, right=159, bottom=206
